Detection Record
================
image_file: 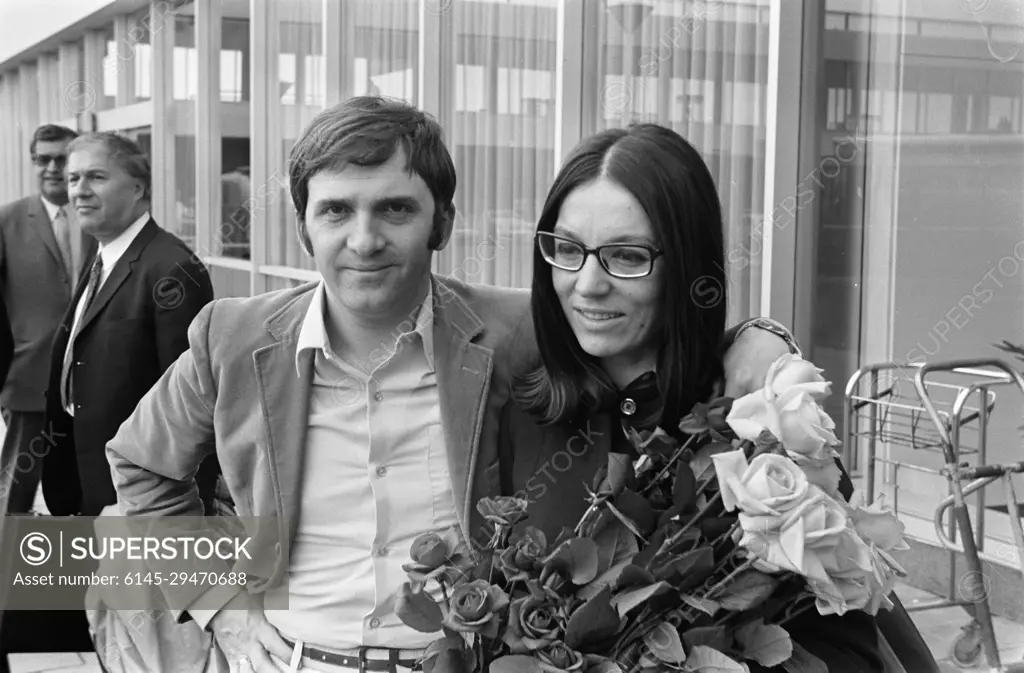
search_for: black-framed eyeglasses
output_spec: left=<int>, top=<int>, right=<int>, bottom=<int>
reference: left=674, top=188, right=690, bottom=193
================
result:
left=31, top=154, right=68, bottom=168
left=536, top=231, right=663, bottom=279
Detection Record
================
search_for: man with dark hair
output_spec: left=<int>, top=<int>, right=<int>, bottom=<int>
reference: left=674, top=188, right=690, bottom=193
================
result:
left=104, top=97, right=793, bottom=672
left=0, top=123, right=97, bottom=671
left=0, top=124, right=94, bottom=516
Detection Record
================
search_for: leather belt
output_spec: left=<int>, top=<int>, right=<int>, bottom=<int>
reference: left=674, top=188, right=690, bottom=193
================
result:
left=281, top=639, right=424, bottom=672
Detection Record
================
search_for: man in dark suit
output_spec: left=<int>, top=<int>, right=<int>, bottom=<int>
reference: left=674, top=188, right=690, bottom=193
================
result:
left=0, top=124, right=95, bottom=516
left=41, top=131, right=215, bottom=518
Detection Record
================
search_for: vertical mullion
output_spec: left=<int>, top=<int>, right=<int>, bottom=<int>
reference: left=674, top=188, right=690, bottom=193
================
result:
left=420, top=0, right=454, bottom=277
left=114, top=15, right=136, bottom=107
left=58, top=42, right=83, bottom=124
left=760, top=0, right=802, bottom=328
left=151, top=0, right=176, bottom=230
left=419, top=1, right=454, bottom=130
left=793, top=0, right=826, bottom=351
left=249, top=0, right=273, bottom=296
left=196, top=0, right=221, bottom=262
left=83, top=30, right=106, bottom=120
left=324, top=0, right=355, bottom=106
left=556, top=0, right=584, bottom=172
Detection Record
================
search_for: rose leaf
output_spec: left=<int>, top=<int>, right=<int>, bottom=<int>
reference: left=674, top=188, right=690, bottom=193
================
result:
left=644, top=621, right=687, bottom=664
left=395, top=583, right=444, bottom=633
left=564, top=586, right=622, bottom=651
left=781, top=642, right=829, bottom=673
left=673, top=462, right=698, bottom=511
left=422, top=636, right=475, bottom=673
left=736, top=618, right=793, bottom=668
left=682, top=626, right=729, bottom=652
left=716, top=570, right=780, bottom=612
left=683, top=646, right=747, bottom=672
left=610, top=580, right=672, bottom=618
left=489, top=655, right=544, bottom=673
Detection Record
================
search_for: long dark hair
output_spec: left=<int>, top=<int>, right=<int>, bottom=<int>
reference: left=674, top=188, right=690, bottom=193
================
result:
left=514, top=123, right=727, bottom=429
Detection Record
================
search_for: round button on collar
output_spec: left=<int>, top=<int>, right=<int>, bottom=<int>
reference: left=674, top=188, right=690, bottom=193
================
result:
left=621, top=398, right=637, bottom=416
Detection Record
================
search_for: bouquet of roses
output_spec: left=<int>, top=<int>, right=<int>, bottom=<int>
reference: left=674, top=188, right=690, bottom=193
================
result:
left=394, top=354, right=909, bottom=673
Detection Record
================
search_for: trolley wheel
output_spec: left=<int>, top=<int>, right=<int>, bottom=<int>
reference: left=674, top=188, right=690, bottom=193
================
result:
left=949, top=620, right=983, bottom=668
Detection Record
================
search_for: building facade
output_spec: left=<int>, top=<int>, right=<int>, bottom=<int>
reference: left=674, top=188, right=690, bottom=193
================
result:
left=0, top=0, right=1022, bottom=519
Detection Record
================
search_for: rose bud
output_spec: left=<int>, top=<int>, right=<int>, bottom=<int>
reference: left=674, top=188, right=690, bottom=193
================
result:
left=410, top=532, right=450, bottom=570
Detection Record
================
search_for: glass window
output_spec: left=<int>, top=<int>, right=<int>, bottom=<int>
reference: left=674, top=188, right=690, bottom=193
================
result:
left=168, top=6, right=196, bottom=248
left=218, top=10, right=252, bottom=261
left=434, top=0, right=558, bottom=289
left=265, top=0, right=325, bottom=273
left=586, top=0, right=773, bottom=325
left=806, top=1, right=1024, bottom=515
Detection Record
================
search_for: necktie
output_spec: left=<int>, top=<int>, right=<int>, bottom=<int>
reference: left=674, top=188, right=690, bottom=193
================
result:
left=61, top=256, right=104, bottom=409
left=53, top=206, right=73, bottom=276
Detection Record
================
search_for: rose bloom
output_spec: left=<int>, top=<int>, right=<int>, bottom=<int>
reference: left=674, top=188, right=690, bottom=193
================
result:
left=536, top=641, right=585, bottom=673
left=739, top=490, right=852, bottom=584
left=726, top=354, right=839, bottom=461
left=716, top=450, right=855, bottom=584
left=499, top=526, right=548, bottom=583
left=713, top=451, right=811, bottom=525
left=442, top=579, right=509, bottom=639
left=503, top=595, right=566, bottom=653
left=401, top=528, right=474, bottom=586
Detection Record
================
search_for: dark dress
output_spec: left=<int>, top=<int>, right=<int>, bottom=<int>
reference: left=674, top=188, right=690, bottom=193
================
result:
left=499, top=370, right=938, bottom=672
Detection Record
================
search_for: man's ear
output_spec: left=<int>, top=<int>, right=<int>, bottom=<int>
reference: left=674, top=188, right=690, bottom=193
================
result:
left=429, top=203, right=457, bottom=251
left=298, top=216, right=314, bottom=256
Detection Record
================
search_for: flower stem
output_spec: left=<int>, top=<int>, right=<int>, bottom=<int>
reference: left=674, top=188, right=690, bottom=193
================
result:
left=711, top=520, right=742, bottom=550
left=440, top=582, right=451, bottom=619
left=703, top=557, right=757, bottom=599
left=777, top=597, right=816, bottom=626
left=640, top=434, right=699, bottom=495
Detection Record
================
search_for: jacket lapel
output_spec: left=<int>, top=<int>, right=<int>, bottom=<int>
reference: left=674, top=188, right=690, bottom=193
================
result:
left=75, top=220, right=158, bottom=337
left=26, top=197, right=65, bottom=272
left=432, top=277, right=492, bottom=545
left=252, top=290, right=315, bottom=584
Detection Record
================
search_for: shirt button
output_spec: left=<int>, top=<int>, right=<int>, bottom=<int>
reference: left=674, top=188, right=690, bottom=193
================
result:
left=369, top=617, right=381, bottom=629
left=376, top=546, right=389, bottom=557
left=373, top=391, right=384, bottom=402
left=376, top=466, right=387, bottom=478
left=621, top=398, right=637, bottom=416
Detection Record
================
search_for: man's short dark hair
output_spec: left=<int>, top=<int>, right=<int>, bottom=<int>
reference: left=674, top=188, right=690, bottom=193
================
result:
left=30, top=124, right=78, bottom=156
left=68, top=132, right=152, bottom=201
left=287, top=96, right=457, bottom=255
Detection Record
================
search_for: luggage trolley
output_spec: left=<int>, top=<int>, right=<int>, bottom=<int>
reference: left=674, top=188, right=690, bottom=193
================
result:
left=845, top=359, right=1024, bottom=670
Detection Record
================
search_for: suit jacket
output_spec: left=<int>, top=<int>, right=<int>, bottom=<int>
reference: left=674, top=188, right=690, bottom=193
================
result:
left=0, top=195, right=96, bottom=411
left=0, top=284, right=14, bottom=390
left=42, top=218, right=214, bottom=517
left=104, top=276, right=533, bottom=620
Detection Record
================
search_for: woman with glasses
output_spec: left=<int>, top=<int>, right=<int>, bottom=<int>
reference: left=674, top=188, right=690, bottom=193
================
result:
left=493, top=123, right=920, bottom=673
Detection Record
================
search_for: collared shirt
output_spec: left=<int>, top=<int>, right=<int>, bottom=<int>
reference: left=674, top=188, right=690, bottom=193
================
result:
left=63, top=211, right=150, bottom=416
left=263, top=279, right=460, bottom=651
left=41, top=195, right=85, bottom=284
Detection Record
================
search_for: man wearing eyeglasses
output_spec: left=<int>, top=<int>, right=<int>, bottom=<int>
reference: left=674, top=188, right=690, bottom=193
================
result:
left=0, top=124, right=97, bottom=518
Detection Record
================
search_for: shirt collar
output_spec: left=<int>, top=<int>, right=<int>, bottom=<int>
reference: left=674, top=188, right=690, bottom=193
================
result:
left=295, top=279, right=435, bottom=376
left=39, top=196, right=61, bottom=221
left=98, top=211, right=150, bottom=267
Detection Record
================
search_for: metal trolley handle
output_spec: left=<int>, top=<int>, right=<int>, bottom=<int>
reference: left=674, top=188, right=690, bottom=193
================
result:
left=913, top=359, right=1024, bottom=465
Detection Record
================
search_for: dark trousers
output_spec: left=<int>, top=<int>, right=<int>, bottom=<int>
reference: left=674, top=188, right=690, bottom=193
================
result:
left=0, top=409, right=46, bottom=514
left=0, top=410, right=94, bottom=670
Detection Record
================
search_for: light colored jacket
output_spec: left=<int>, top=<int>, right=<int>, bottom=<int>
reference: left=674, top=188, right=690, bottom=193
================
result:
left=105, top=274, right=533, bottom=622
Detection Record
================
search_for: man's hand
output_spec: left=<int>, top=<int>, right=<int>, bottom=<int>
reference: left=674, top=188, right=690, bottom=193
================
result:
left=723, top=326, right=793, bottom=399
left=211, top=593, right=293, bottom=672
